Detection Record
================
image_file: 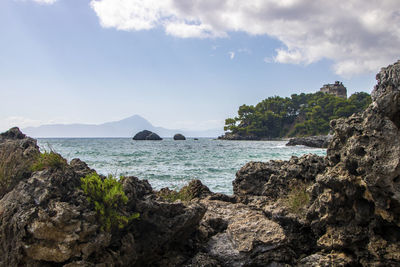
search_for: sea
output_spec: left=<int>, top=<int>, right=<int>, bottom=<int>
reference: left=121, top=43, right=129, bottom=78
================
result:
left=37, top=138, right=326, bottom=195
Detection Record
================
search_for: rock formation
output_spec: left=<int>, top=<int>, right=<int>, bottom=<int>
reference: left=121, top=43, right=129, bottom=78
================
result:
left=1, top=60, right=400, bottom=266
left=286, top=135, right=332, bottom=148
left=173, top=133, right=186, bottom=140
left=0, top=127, right=39, bottom=199
left=195, top=60, right=400, bottom=265
left=305, top=60, right=400, bottom=265
left=132, top=130, right=162, bottom=140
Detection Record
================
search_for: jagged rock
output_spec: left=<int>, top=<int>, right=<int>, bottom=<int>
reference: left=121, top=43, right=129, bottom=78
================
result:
left=185, top=252, right=221, bottom=267
left=306, top=60, right=400, bottom=264
left=233, top=154, right=326, bottom=199
left=132, top=130, right=162, bottom=140
left=70, top=158, right=95, bottom=178
left=185, top=179, right=212, bottom=199
left=298, top=252, right=355, bottom=266
left=0, top=127, right=40, bottom=199
left=196, top=199, right=290, bottom=266
left=226, top=60, right=400, bottom=265
left=286, top=135, right=332, bottom=148
left=174, top=133, right=186, bottom=140
left=0, top=166, right=103, bottom=266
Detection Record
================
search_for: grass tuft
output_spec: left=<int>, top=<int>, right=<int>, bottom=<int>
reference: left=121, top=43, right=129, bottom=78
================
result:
left=285, top=182, right=311, bottom=215
left=157, top=184, right=194, bottom=203
left=31, top=151, right=67, bottom=172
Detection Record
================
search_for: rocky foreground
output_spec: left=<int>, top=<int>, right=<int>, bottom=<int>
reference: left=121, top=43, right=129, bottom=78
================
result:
left=1, top=60, right=400, bottom=266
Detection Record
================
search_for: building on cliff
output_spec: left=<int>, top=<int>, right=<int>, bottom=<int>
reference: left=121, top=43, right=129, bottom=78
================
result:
left=320, top=81, right=347, bottom=98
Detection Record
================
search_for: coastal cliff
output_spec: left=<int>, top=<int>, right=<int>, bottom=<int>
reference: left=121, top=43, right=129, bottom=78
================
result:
left=1, top=60, right=400, bottom=266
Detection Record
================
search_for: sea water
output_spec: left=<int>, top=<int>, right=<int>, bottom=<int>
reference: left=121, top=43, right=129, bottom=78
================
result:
left=37, top=138, right=326, bottom=194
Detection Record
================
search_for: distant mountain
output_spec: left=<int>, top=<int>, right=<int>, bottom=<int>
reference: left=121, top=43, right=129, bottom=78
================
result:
left=23, top=115, right=223, bottom=138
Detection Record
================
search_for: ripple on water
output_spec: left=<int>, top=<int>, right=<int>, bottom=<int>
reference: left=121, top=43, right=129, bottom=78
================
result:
left=37, top=138, right=326, bottom=195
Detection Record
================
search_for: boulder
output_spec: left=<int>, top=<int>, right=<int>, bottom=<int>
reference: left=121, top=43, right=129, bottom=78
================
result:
left=173, top=133, right=186, bottom=140
left=132, top=130, right=162, bottom=140
left=146, top=132, right=162, bottom=140
left=0, top=127, right=40, bottom=199
left=233, top=154, right=326, bottom=199
left=285, top=135, right=332, bottom=148
left=194, top=199, right=290, bottom=266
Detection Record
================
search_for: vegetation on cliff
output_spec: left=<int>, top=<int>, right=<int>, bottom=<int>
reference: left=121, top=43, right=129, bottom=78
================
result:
left=224, top=91, right=371, bottom=138
left=31, top=151, right=67, bottom=171
left=81, top=173, right=139, bottom=231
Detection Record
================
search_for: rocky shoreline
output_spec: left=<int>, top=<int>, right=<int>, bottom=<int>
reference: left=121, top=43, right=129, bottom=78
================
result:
left=217, top=132, right=287, bottom=142
left=218, top=132, right=331, bottom=149
left=285, top=135, right=332, bottom=148
left=1, top=60, right=400, bottom=266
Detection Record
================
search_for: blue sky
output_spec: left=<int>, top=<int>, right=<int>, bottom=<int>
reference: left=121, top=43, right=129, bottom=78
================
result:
left=1, top=0, right=398, bottom=132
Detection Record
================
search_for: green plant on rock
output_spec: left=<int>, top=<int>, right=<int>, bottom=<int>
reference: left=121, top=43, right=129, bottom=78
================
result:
left=31, top=151, right=67, bottom=171
left=158, top=184, right=194, bottom=203
left=81, top=172, right=139, bottom=231
left=285, top=183, right=311, bottom=215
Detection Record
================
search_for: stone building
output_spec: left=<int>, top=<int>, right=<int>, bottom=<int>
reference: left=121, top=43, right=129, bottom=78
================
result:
left=320, top=81, right=347, bottom=98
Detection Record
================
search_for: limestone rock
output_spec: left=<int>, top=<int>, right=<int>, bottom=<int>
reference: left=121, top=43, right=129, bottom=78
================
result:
left=0, top=127, right=40, bottom=199
left=306, top=60, right=400, bottom=265
left=196, top=199, right=290, bottom=266
left=286, top=135, right=332, bottom=148
left=233, top=154, right=326, bottom=199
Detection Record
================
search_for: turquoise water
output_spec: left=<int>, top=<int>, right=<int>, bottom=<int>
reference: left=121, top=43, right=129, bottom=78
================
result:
left=37, top=138, right=326, bottom=194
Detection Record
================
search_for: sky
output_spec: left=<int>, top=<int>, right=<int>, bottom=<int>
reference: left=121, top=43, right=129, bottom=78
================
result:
left=1, top=0, right=399, bottom=132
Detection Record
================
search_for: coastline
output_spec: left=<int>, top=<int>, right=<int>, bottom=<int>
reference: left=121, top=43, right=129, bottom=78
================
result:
left=1, top=60, right=400, bottom=266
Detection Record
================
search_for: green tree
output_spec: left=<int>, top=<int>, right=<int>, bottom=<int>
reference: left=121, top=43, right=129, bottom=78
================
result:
left=224, top=91, right=372, bottom=138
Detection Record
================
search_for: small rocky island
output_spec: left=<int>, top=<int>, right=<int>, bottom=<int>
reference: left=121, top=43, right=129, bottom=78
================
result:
left=132, top=130, right=162, bottom=140
left=173, top=133, right=186, bottom=140
left=1, top=60, right=400, bottom=266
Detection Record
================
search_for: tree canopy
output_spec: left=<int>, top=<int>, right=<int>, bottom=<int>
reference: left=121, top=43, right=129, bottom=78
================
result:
left=224, top=92, right=371, bottom=138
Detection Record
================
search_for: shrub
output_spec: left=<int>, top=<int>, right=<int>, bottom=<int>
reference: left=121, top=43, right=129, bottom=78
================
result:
left=285, top=183, right=311, bottom=215
left=81, top=172, right=139, bottom=231
left=31, top=151, right=67, bottom=171
left=158, top=184, right=194, bottom=203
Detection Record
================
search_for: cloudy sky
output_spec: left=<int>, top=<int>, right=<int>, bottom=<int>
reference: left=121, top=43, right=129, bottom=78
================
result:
left=1, top=0, right=399, bottom=132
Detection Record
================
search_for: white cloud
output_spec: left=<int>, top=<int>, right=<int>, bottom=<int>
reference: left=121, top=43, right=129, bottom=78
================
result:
left=90, top=0, right=400, bottom=76
left=228, top=51, right=235, bottom=60
left=32, top=0, right=57, bottom=4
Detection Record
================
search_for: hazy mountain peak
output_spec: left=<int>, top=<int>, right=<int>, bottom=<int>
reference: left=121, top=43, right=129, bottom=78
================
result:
left=22, top=115, right=223, bottom=138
